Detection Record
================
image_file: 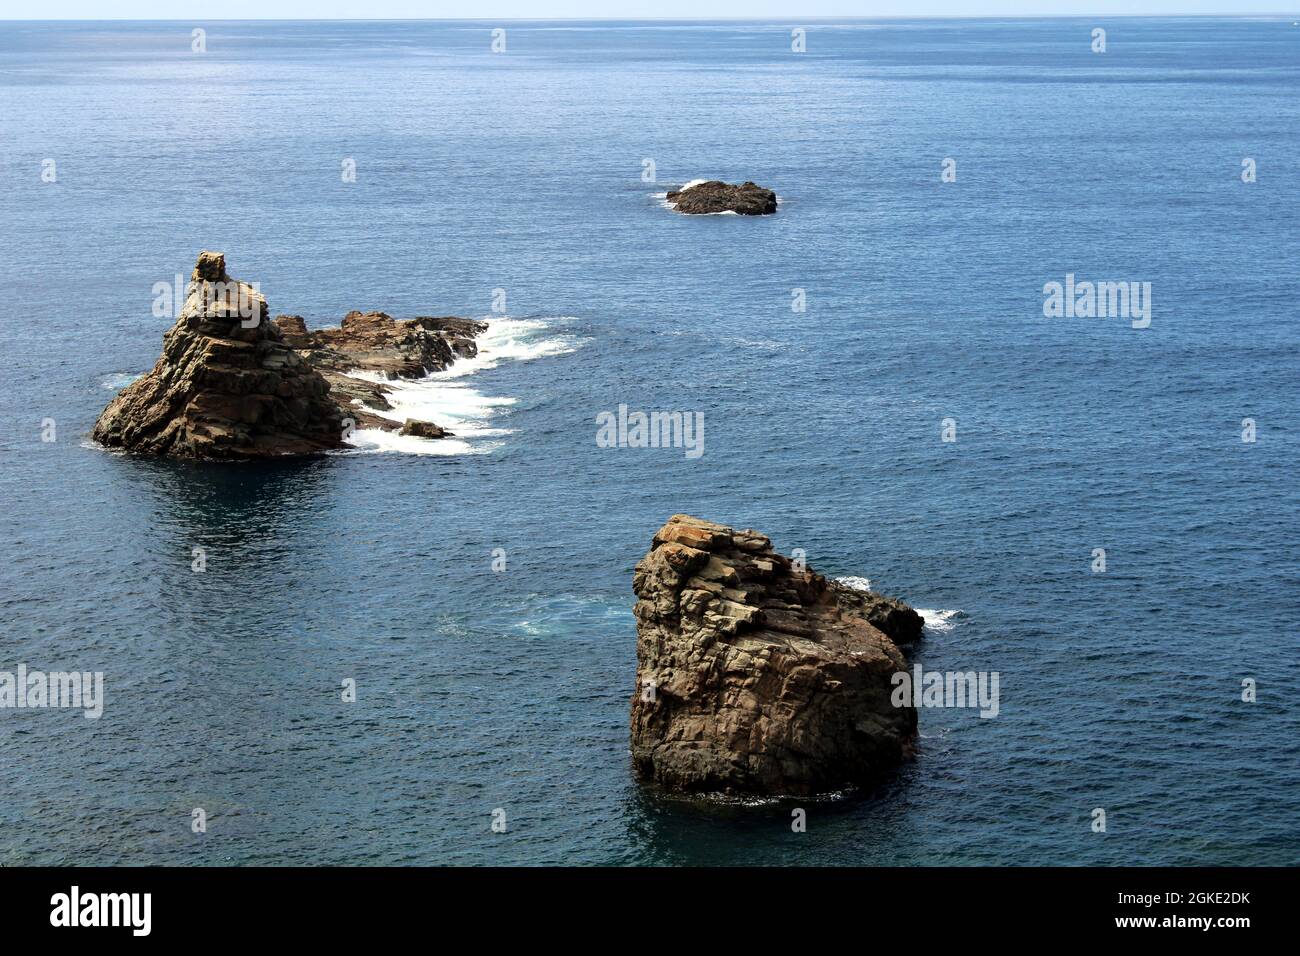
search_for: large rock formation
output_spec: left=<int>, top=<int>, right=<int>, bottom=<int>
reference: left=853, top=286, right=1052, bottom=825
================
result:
left=666, top=180, right=778, bottom=216
left=631, top=515, right=921, bottom=797
left=92, top=252, right=345, bottom=459
left=93, top=252, right=489, bottom=458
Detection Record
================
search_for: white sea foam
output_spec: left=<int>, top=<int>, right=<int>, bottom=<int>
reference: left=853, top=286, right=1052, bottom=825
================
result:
left=100, top=372, right=142, bottom=390
left=342, top=316, right=582, bottom=457
left=659, top=179, right=713, bottom=212
left=836, top=577, right=964, bottom=633
left=697, top=786, right=857, bottom=807
left=918, top=608, right=965, bottom=632
left=835, top=575, right=873, bottom=592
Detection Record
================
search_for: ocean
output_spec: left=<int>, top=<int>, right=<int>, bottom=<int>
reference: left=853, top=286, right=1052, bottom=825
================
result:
left=0, top=17, right=1297, bottom=865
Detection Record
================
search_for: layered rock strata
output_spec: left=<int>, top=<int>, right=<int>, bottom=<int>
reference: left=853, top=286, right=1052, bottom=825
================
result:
left=92, top=252, right=344, bottom=459
left=631, top=515, right=922, bottom=796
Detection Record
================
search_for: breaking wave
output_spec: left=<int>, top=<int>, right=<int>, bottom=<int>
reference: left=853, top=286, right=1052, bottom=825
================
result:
left=99, top=372, right=143, bottom=390
left=836, top=577, right=965, bottom=633
left=917, top=608, right=966, bottom=632
left=835, top=575, right=873, bottom=592
left=342, top=316, right=583, bottom=456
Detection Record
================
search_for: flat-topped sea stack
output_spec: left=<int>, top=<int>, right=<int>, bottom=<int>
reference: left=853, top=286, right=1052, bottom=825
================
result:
left=93, top=252, right=487, bottom=458
left=92, top=252, right=345, bottom=459
left=666, top=180, right=778, bottom=216
left=631, top=515, right=922, bottom=797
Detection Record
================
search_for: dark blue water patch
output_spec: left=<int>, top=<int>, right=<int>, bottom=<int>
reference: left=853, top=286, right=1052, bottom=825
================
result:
left=1, top=17, right=1297, bottom=866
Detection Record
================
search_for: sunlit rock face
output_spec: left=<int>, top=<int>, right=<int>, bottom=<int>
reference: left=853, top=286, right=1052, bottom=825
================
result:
left=92, top=251, right=344, bottom=459
left=631, top=514, right=920, bottom=797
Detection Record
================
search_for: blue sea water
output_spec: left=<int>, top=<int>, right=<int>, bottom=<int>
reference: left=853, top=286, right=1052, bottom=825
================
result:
left=1, top=17, right=1297, bottom=866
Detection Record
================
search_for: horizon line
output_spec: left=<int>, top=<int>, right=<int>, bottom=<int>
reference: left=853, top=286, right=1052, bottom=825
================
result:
left=4, top=13, right=1300, bottom=22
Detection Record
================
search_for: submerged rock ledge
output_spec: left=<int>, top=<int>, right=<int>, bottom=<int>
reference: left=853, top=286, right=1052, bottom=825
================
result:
left=93, top=252, right=485, bottom=459
left=666, top=180, right=778, bottom=216
left=631, top=515, right=922, bottom=797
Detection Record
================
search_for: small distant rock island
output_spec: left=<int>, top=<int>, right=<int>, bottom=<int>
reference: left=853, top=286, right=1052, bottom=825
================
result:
left=631, top=515, right=923, bottom=797
left=666, top=180, right=778, bottom=216
left=92, top=252, right=484, bottom=459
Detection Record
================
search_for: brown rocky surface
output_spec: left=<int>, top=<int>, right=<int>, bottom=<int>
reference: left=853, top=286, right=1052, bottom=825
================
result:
left=830, top=583, right=924, bottom=647
left=666, top=180, right=778, bottom=216
left=278, top=310, right=484, bottom=379
left=92, top=252, right=345, bottom=459
left=398, top=419, right=451, bottom=439
left=631, top=514, right=920, bottom=797
left=272, top=311, right=486, bottom=437
left=91, top=252, right=487, bottom=458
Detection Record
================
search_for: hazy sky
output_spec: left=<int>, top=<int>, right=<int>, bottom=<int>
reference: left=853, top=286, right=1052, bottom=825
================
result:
left=9, top=2, right=1300, bottom=19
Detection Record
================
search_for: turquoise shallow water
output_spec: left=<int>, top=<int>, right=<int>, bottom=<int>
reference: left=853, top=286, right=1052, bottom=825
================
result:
left=0, top=18, right=1297, bottom=865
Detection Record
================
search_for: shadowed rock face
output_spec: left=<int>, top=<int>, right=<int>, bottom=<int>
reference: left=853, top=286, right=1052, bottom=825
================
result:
left=666, top=180, right=778, bottom=215
left=631, top=515, right=919, bottom=797
left=830, top=583, right=925, bottom=647
left=92, top=252, right=345, bottom=459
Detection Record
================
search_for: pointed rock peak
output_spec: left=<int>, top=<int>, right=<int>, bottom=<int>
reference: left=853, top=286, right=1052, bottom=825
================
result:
left=181, top=253, right=266, bottom=328
left=192, top=250, right=229, bottom=283
left=92, top=252, right=344, bottom=459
